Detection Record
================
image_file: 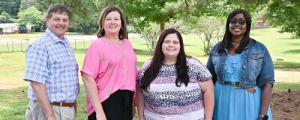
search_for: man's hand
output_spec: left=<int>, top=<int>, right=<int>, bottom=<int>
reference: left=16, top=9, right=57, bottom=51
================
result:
left=31, top=81, right=55, bottom=119
left=47, top=114, right=57, bottom=120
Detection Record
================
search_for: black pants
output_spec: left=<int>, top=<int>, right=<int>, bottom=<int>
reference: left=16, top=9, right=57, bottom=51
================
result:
left=88, top=90, right=134, bottom=120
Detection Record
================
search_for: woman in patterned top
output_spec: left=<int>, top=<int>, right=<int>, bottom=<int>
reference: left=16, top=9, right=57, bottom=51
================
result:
left=136, top=28, right=214, bottom=120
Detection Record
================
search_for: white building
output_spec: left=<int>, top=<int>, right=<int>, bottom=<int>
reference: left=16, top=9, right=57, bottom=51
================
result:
left=0, top=23, right=19, bottom=34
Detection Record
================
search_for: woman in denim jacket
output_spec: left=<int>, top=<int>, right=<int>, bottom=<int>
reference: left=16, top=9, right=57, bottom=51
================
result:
left=207, top=9, right=274, bottom=120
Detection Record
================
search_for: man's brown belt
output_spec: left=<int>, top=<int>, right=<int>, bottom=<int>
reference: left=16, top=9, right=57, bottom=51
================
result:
left=50, top=102, right=76, bottom=107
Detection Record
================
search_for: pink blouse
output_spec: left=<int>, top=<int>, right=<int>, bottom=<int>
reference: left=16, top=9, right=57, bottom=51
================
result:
left=81, top=37, right=137, bottom=115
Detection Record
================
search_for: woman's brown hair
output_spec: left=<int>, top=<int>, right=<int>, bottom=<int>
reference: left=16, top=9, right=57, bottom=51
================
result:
left=96, top=6, right=127, bottom=40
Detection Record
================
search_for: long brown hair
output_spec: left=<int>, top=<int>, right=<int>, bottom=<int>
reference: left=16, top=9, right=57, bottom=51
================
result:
left=140, top=28, right=189, bottom=90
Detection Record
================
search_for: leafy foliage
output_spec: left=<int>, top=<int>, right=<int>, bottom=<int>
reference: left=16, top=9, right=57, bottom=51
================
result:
left=71, top=14, right=99, bottom=34
left=0, top=0, right=21, bottom=17
left=139, top=23, right=160, bottom=55
left=187, top=16, right=225, bottom=55
left=123, top=0, right=179, bottom=31
left=35, top=0, right=101, bottom=34
left=16, top=0, right=300, bottom=53
left=37, top=0, right=92, bottom=19
left=0, top=11, right=15, bottom=23
left=267, top=0, right=300, bottom=37
left=17, top=6, right=43, bottom=27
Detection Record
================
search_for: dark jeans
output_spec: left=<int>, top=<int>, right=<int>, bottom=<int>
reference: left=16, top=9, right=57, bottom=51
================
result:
left=88, top=90, right=134, bottom=120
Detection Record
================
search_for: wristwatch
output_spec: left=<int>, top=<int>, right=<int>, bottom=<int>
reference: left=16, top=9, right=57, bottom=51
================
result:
left=258, top=114, right=268, bottom=120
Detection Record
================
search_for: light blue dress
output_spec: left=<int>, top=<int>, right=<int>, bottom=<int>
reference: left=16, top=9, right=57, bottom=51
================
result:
left=213, top=54, right=272, bottom=120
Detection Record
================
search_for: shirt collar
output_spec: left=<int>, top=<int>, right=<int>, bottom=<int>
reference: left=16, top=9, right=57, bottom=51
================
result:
left=45, top=28, right=69, bottom=44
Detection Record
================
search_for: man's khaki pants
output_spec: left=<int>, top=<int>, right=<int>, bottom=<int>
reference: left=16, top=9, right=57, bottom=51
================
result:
left=25, top=101, right=75, bottom=120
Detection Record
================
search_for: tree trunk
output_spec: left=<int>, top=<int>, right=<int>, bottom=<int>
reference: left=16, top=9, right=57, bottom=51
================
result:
left=160, top=22, right=165, bottom=32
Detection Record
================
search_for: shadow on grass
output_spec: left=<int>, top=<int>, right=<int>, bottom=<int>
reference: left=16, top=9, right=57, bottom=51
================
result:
left=182, top=44, right=193, bottom=47
left=274, top=82, right=300, bottom=91
left=135, top=48, right=150, bottom=56
left=137, top=61, right=146, bottom=68
left=274, top=61, right=300, bottom=69
left=136, top=43, right=148, bottom=46
left=288, top=43, right=300, bottom=46
left=283, top=49, right=300, bottom=54
left=74, top=49, right=87, bottom=54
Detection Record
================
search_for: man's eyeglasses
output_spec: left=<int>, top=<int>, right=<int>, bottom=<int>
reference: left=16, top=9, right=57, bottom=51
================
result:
left=230, top=19, right=246, bottom=25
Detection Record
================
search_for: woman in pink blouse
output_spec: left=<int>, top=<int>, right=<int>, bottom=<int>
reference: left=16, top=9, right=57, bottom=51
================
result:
left=81, top=6, right=137, bottom=120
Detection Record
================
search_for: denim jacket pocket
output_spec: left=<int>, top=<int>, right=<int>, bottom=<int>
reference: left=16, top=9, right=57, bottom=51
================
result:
left=249, top=53, right=264, bottom=59
left=248, top=53, right=264, bottom=82
left=248, top=53, right=264, bottom=69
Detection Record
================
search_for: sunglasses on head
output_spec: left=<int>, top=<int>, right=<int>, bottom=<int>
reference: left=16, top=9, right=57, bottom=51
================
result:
left=230, top=18, right=246, bottom=25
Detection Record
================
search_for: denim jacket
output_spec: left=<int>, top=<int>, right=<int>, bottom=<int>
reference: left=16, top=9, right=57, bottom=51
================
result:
left=206, top=39, right=275, bottom=88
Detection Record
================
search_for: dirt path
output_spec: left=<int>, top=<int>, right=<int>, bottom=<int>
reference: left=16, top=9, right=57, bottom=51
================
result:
left=273, top=69, right=300, bottom=120
left=273, top=90, right=300, bottom=120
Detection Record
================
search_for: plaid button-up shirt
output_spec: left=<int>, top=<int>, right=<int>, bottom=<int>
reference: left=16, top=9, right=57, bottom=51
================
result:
left=24, top=29, right=79, bottom=102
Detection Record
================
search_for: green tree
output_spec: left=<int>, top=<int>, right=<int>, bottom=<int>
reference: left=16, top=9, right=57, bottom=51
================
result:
left=92, top=0, right=180, bottom=32
left=0, top=0, right=21, bottom=17
left=71, top=14, right=99, bottom=34
left=20, top=0, right=40, bottom=10
left=186, top=16, right=224, bottom=55
left=0, top=11, right=15, bottom=23
left=36, top=0, right=100, bottom=34
left=31, top=0, right=278, bottom=54
left=139, top=23, right=160, bottom=54
left=267, top=0, right=300, bottom=37
left=17, top=6, right=43, bottom=32
left=38, top=0, right=93, bottom=18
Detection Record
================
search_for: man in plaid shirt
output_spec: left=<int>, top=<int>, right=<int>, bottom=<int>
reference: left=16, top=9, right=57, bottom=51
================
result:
left=24, top=4, right=79, bottom=120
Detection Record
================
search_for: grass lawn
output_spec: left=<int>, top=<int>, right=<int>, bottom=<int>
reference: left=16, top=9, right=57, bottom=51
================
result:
left=0, top=27, right=299, bottom=119
left=251, top=28, right=300, bottom=69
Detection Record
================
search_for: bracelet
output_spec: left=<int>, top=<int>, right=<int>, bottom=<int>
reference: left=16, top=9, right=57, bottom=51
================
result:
left=257, top=114, right=268, bottom=120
